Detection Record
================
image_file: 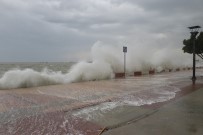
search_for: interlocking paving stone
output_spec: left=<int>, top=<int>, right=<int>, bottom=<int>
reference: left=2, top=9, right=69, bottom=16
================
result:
left=0, top=111, right=103, bottom=135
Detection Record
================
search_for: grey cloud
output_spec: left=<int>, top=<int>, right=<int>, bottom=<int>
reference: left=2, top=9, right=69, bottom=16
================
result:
left=0, top=0, right=202, bottom=61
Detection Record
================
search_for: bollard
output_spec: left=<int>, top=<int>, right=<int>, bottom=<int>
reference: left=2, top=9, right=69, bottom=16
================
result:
left=134, top=71, right=142, bottom=76
left=149, top=70, right=155, bottom=75
left=115, top=73, right=125, bottom=78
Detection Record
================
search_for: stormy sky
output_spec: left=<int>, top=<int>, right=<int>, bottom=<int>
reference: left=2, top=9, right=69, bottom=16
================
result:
left=0, top=0, right=202, bottom=62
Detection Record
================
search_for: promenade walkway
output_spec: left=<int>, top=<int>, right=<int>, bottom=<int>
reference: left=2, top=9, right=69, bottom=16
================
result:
left=0, top=70, right=203, bottom=134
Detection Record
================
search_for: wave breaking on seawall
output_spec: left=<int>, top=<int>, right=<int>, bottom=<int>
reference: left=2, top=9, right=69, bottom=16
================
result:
left=0, top=41, right=192, bottom=89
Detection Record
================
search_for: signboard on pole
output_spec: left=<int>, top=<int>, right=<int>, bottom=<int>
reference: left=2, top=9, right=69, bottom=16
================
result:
left=123, top=46, right=127, bottom=53
left=123, top=46, right=127, bottom=78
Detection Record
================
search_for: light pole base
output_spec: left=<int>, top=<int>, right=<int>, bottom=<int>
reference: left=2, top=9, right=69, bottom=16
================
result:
left=192, top=77, right=196, bottom=85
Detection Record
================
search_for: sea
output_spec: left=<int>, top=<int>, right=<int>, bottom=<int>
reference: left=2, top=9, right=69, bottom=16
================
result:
left=0, top=62, right=75, bottom=76
left=0, top=61, right=200, bottom=90
left=0, top=61, right=114, bottom=89
left=0, top=62, right=76, bottom=89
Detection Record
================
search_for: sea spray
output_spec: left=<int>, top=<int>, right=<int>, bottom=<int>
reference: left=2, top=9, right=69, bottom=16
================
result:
left=65, top=60, right=114, bottom=83
left=127, top=44, right=192, bottom=72
left=0, top=41, right=193, bottom=89
left=91, top=41, right=123, bottom=72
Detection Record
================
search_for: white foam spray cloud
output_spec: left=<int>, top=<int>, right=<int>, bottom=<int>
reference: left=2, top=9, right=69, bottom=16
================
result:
left=65, top=60, right=114, bottom=83
left=0, top=40, right=192, bottom=89
left=91, top=41, right=123, bottom=72
left=126, top=42, right=192, bottom=73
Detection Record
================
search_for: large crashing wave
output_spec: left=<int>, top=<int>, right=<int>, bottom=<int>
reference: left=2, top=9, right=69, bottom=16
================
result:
left=0, top=61, right=114, bottom=89
left=0, top=68, right=64, bottom=89
left=0, top=41, right=192, bottom=89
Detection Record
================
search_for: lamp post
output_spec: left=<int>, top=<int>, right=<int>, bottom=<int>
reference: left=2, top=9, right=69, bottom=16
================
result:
left=188, top=26, right=201, bottom=85
left=123, top=46, right=127, bottom=78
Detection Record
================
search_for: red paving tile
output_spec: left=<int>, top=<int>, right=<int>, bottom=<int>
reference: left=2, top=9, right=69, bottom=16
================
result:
left=0, top=93, right=33, bottom=112
left=0, top=111, right=103, bottom=135
left=12, top=93, right=70, bottom=104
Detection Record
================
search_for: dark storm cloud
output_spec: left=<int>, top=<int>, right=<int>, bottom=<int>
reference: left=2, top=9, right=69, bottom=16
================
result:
left=126, top=0, right=203, bottom=30
left=0, top=0, right=202, bottom=61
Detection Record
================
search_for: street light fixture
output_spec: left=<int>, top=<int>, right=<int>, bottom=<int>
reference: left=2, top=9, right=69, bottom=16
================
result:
left=188, top=25, right=201, bottom=85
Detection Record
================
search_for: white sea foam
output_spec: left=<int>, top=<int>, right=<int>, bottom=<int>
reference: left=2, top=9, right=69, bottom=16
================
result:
left=0, top=61, right=114, bottom=89
left=72, top=102, right=119, bottom=121
left=72, top=85, right=180, bottom=121
left=0, top=68, right=65, bottom=89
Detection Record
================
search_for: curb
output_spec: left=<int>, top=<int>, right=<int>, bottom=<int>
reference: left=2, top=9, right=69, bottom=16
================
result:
left=115, top=66, right=203, bottom=78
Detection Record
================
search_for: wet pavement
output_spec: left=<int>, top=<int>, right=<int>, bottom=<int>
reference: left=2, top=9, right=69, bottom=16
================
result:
left=0, top=70, right=203, bottom=134
left=101, top=88, right=203, bottom=135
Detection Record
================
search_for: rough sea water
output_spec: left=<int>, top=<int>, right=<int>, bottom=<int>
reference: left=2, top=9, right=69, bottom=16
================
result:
left=0, top=62, right=74, bottom=75
left=0, top=60, right=116, bottom=89
left=0, top=62, right=76, bottom=89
